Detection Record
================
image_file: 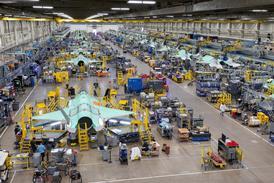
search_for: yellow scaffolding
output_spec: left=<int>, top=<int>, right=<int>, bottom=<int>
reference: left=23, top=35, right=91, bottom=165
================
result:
left=132, top=99, right=152, bottom=143
left=19, top=105, right=32, bottom=153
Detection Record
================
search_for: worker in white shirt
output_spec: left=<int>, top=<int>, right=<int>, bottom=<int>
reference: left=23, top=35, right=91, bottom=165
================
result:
left=220, top=103, right=226, bottom=117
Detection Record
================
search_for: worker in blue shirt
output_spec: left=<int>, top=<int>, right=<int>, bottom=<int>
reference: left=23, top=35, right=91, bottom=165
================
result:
left=37, top=143, right=46, bottom=161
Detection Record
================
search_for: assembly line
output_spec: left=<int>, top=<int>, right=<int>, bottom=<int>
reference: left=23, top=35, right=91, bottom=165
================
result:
left=0, top=28, right=272, bottom=183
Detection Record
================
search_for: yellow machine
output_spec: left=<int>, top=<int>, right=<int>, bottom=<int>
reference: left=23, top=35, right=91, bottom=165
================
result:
left=184, top=70, right=193, bottom=80
left=118, top=99, right=129, bottom=110
left=54, top=71, right=69, bottom=83
left=132, top=50, right=140, bottom=57
left=172, top=72, right=183, bottom=83
left=215, top=92, right=232, bottom=109
left=223, top=40, right=241, bottom=53
left=201, top=146, right=226, bottom=170
left=91, top=53, right=96, bottom=59
left=103, top=89, right=119, bottom=108
left=257, top=112, right=270, bottom=134
left=35, top=101, right=47, bottom=115
left=148, top=59, right=156, bottom=67
left=144, top=56, right=151, bottom=63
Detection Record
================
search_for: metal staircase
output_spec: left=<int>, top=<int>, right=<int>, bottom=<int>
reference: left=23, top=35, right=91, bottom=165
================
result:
left=20, top=139, right=31, bottom=153
left=78, top=123, right=89, bottom=151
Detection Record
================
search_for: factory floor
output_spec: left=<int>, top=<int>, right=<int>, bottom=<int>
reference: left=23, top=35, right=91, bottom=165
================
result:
left=0, top=40, right=273, bottom=183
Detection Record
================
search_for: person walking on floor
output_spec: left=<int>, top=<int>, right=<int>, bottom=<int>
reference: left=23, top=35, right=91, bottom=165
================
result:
left=220, top=103, right=226, bottom=117
left=37, top=143, right=46, bottom=161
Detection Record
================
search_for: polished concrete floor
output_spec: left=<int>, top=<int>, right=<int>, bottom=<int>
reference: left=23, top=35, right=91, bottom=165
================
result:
left=0, top=39, right=273, bottom=183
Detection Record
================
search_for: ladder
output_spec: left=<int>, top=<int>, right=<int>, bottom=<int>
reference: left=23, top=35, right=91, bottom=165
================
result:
left=117, top=71, right=124, bottom=86
left=140, top=130, right=152, bottom=144
left=78, top=123, right=89, bottom=151
left=20, top=139, right=31, bottom=153
left=19, top=105, right=32, bottom=153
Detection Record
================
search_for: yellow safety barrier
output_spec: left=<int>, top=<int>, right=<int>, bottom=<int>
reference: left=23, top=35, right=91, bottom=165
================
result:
left=11, top=153, right=30, bottom=169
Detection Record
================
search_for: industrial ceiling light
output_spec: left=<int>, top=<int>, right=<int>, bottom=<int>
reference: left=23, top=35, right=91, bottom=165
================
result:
left=166, top=15, right=174, bottom=18
left=45, top=12, right=73, bottom=19
left=128, top=1, right=156, bottom=5
left=33, top=6, right=53, bottom=9
left=251, top=9, right=268, bottom=12
left=111, top=8, right=130, bottom=11
left=86, top=13, right=108, bottom=19
left=57, top=13, right=73, bottom=19
left=0, top=0, right=39, bottom=3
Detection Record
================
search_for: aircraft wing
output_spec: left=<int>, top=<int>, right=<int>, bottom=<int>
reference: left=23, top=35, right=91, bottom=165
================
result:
left=177, top=49, right=190, bottom=60
left=202, top=55, right=223, bottom=69
left=219, top=58, right=240, bottom=68
left=32, top=108, right=69, bottom=121
left=97, top=106, right=134, bottom=120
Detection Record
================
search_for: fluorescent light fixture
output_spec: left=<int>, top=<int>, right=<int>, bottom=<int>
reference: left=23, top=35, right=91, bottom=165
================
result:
left=152, top=16, right=157, bottom=18
left=111, top=7, right=130, bottom=11
left=86, top=13, right=108, bottom=19
left=0, top=0, right=39, bottom=3
left=33, top=5, right=53, bottom=9
left=57, top=13, right=73, bottom=19
left=251, top=9, right=268, bottom=12
left=143, top=1, right=156, bottom=4
left=144, top=16, right=150, bottom=19
left=166, top=15, right=174, bottom=18
left=47, top=12, right=73, bottom=19
left=5, top=14, right=13, bottom=17
left=128, top=1, right=156, bottom=4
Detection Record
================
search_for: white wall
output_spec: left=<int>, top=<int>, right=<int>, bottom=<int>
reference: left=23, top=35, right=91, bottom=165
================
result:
left=65, top=23, right=122, bottom=33
left=0, top=20, right=56, bottom=52
left=129, top=21, right=274, bottom=42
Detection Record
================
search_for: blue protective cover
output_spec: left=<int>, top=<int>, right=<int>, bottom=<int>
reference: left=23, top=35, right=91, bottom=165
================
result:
left=127, top=78, right=143, bottom=93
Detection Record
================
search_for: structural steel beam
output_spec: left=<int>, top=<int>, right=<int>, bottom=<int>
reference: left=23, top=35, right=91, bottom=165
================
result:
left=113, top=0, right=274, bottom=18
